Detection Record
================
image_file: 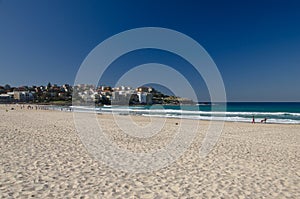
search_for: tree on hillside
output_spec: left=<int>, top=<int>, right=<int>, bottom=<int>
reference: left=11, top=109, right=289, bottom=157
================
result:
left=46, top=82, right=52, bottom=91
left=4, top=84, right=11, bottom=91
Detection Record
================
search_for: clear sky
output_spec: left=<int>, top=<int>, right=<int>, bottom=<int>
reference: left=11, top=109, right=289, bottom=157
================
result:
left=0, top=0, right=299, bottom=101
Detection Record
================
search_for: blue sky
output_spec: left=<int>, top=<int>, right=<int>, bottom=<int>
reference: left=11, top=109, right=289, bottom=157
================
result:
left=0, top=0, right=299, bottom=101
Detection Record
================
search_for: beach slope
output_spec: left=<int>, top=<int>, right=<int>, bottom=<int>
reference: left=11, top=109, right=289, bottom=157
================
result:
left=0, top=105, right=299, bottom=198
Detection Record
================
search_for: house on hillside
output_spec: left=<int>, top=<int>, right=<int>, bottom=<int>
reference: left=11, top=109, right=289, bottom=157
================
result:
left=137, top=92, right=153, bottom=105
left=0, top=94, right=13, bottom=103
left=12, top=91, right=34, bottom=102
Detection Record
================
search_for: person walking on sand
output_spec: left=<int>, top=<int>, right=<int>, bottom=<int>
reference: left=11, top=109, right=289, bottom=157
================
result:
left=252, top=115, right=255, bottom=124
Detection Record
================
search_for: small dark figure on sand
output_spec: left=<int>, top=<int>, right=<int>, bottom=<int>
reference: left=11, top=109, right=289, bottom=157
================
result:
left=252, top=116, right=255, bottom=124
left=261, top=118, right=267, bottom=123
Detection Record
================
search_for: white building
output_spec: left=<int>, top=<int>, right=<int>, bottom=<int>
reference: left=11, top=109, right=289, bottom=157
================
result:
left=0, top=94, right=12, bottom=102
left=9, top=91, right=34, bottom=102
left=112, top=90, right=134, bottom=105
left=137, top=92, right=153, bottom=104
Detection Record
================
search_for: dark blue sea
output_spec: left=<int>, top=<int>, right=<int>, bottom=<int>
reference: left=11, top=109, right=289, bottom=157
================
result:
left=71, top=102, right=300, bottom=124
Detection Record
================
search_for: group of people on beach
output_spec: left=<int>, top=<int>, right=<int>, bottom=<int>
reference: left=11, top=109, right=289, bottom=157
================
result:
left=5, top=104, right=73, bottom=112
left=19, top=104, right=52, bottom=110
left=252, top=116, right=267, bottom=124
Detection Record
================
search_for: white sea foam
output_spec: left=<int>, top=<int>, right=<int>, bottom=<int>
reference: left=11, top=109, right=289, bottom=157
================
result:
left=100, top=107, right=300, bottom=117
left=142, top=114, right=300, bottom=124
left=70, top=106, right=300, bottom=124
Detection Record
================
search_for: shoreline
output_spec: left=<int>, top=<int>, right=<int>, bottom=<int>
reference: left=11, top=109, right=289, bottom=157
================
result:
left=1, top=103, right=300, bottom=125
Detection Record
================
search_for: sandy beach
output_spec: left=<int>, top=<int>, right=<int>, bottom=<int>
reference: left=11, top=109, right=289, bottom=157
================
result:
left=0, top=104, right=299, bottom=198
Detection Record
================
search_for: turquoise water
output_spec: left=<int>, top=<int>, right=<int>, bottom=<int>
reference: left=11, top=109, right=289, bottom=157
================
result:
left=72, top=102, right=300, bottom=124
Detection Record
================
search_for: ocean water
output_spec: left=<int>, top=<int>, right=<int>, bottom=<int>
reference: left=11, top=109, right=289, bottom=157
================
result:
left=71, top=102, right=300, bottom=124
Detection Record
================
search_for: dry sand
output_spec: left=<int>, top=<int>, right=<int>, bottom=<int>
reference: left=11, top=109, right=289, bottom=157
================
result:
left=0, top=104, right=299, bottom=198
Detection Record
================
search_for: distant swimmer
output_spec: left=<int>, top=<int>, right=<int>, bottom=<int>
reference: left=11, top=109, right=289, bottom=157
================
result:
left=252, top=116, right=255, bottom=124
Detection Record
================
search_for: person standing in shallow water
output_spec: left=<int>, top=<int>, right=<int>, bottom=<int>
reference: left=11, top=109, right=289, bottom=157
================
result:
left=252, top=116, right=255, bottom=124
left=261, top=118, right=267, bottom=123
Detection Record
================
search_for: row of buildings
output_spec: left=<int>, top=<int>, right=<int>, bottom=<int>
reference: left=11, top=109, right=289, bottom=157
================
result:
left=0, top=83, right=193, bottom=105
left=0, top=83, right=72, bottom=103
left=0, top=84, right=155, bottom=105
left=0, top=91, right=34, bottom=102
left=73, top=85, right=154, bottom=105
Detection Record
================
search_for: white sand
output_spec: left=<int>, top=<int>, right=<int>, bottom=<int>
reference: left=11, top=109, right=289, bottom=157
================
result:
left=0, top=104, right=299, bottom=198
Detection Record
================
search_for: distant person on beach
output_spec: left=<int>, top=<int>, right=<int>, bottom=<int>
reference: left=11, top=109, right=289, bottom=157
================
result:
left=252, top=116, right=255, bottom=124
left=261, top=118, right=267, bottom=123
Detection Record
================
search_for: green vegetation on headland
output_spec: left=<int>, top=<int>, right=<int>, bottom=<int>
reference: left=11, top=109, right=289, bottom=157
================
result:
left=0, top=83, right=194, bottom=106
